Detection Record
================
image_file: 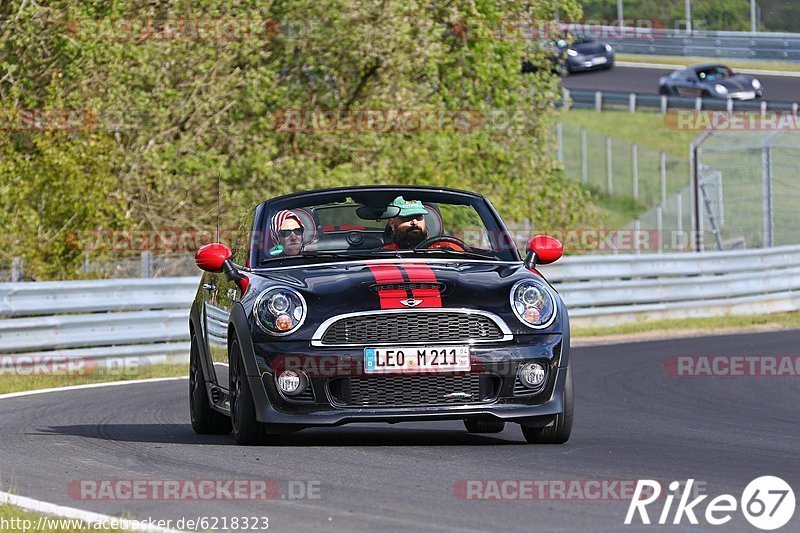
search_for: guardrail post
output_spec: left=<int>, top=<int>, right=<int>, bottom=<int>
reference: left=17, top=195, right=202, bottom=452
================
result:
left=140, top=251, right=154, bottom=278
left=656, top=205, right=664, bottom=253
left=695, top=97, right=702, bottom=111
left=676, top=193, right=683, bottom=234
left=581, top=128, right=588, bottom=185
left=563, top=88, right=571, bottom=110
left=556, top=122, right=563, bottom=163
left=660, top=95, right=668, bottom=114
left=11, top=257, right=24, bottom=282
left=634, top=218, right=641, bottom=255
left=606, top=136, right=613, bottom=195
left=595, top=91, right=602, bottom=112
left=629, top=93, right=636, bottom=113
left=793, top=103, right=798, bottom=119
left=632, top=144, right=639, bottom=201
left=760, top=100, right=768, bottom=121
left=726, top=98, right=733, bottom=114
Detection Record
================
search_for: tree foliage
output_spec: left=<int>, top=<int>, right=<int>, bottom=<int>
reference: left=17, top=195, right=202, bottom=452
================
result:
left=1, top=0, right=596, bottom=279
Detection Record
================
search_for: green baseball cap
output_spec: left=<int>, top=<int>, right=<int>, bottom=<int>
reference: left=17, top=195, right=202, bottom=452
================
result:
left=390, top=196, right=429, bottom=217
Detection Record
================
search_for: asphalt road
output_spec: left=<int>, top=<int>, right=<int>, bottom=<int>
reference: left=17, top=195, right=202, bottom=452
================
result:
left=561, top=65, right=800, bottom=103
left=1, top=329, right=798, bottom=532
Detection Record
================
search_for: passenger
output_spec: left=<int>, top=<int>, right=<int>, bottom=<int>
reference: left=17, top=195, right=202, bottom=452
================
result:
left=269, top=210, right=305, bottom=256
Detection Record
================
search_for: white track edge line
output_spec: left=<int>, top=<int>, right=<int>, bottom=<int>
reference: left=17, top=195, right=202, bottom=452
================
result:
left=0, top=377, right=187, bottom=401
left=0, top=490, right=183, bottom=532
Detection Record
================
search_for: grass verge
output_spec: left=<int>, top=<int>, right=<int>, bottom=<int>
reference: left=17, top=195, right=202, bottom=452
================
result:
left=0, top=362, right=187, bottom=395
left=572, top=310, right=800, bottom=338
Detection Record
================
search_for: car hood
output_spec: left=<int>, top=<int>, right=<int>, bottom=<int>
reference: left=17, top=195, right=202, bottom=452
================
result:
left=710, top=75, right=754, bottom=92
left=243, top=260, right=560, bottom=337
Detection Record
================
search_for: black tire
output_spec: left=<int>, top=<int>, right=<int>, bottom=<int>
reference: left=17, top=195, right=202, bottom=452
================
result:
left=521, top=366, right=573, bottom=444
left=229, top=338, right=281, bottom=445
left=464, top=419, right=506, bottom=434
left=189, top=333, right=231, bottom=435
left=659, top=86, right=671, bottom=96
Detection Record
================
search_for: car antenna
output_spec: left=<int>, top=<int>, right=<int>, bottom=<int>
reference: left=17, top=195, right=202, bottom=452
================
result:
left=216, top=174, right=221, bottom=243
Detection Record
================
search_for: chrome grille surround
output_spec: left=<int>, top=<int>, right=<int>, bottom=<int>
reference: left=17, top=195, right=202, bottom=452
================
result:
left=310, top=309, right=513, bottom=347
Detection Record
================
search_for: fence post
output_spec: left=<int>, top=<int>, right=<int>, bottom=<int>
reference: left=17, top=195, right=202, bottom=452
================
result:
left=581, top=128, right=588, bottom=185
left=634, top=218, right=641, bottom=255
left=793, top=102, right=798, bottom=119
left=632, top=144, right=639, bottom=201
left=660, top=151, right=667, bottom=208
left=695, top=97, right=702, bottom=112
left=563, top=88, right=571, bottom=110
left=556, top=122, right=563, bottom=163
left=11, top=257, right=24, bottom=282
left=660, top=95, right=668, bottom=114
left=676, top=193, right=683, bottom=234
left=606, top=136, right=613, bottom=195
left=595, top=91, right=602, bottom=112
left=140, top=251, right=154, bottom=278
left=629, top=93, right=636, bottom=113
left=726, top=98, right=733, bottom=114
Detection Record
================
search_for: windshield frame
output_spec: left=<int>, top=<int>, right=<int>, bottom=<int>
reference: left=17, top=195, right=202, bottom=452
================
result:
left=250, top=186, right=522, bottom=267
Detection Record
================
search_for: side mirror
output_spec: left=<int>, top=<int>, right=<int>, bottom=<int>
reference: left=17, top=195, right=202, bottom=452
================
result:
left=524, top=235, right=563, bottom=269
left=195, top=243, right=232, bottom=273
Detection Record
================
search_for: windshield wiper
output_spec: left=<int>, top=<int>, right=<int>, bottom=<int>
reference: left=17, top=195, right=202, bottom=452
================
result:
left=406, top=248, right=500, bottom=261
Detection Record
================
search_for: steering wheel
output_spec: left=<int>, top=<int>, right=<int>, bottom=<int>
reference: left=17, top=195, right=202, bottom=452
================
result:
left=414, top=236, right=470, bottom=252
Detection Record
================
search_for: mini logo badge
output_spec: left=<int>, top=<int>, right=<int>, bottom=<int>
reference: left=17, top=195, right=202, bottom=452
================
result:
left=400, top=298, right=423, bottom=307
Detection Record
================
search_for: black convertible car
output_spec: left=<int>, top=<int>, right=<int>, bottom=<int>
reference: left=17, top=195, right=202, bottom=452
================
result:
left=658, top=63, right=764, bottom=100
left=189, top=186, right=572, bottom=445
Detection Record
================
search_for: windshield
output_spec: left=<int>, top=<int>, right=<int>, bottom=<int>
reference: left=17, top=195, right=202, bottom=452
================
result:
left=253, top=191, right=519, bottom=265
left=696, top=65, right=733, bottom=81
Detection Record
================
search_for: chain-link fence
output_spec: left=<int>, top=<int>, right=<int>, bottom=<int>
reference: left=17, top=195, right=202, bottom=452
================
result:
left=694, top=129, right=800, bottom=251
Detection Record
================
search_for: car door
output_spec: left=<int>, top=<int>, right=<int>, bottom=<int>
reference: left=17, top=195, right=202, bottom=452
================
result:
left=201, top=209, right=254, bottom=392
left=675, top=70, right=703, bottom=97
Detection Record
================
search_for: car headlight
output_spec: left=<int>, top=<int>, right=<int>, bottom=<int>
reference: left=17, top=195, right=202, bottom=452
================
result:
left=605, top=43, right=613, bottom=52
left=715, top=84, right=728, bottom=95
left=510, top=279, right=557, bottom=329
left=567, top=49, right=578, bottom=57
left=752, top=78, right=762, bottom=89
left=254, top=287, right=307, bottom=336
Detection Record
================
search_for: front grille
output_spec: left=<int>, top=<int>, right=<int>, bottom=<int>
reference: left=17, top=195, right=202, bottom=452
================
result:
left=319, top=312, right=505, bottom=345
left=328, top=374, right=500, bottom=407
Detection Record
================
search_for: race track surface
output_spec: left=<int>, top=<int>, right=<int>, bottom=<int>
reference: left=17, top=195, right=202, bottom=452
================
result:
left=561, top=65, right=800, bottom=103
left=1, top=329, right=798, bottom=532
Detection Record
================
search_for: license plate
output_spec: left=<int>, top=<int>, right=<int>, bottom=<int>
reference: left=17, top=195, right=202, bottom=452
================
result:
left=591, top=56, right=607, bottom=65
left=364, top=346, right=470, bottom=374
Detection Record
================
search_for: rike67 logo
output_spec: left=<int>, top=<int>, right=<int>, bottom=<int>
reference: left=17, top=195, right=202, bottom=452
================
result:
left=626, top=477, right=795, bottom=530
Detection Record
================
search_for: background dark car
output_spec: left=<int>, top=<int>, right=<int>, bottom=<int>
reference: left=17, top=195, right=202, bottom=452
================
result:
left=559, top=38, right=615, bottom=73
left=658, top=63, right=764, bottom=100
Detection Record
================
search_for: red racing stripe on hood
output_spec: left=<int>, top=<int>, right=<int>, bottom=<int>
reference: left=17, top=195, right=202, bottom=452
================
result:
left=398, top=264, right=442, bottom=308
left=367, top=264, right=407, bottom=309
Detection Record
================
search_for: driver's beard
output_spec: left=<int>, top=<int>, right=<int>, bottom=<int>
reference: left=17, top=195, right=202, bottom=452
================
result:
left=395, top=226, right=428, bottom=248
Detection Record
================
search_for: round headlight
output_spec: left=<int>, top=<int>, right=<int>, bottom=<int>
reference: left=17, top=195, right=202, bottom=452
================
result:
left=605, top=43, right=613, bottom=52
left=510, top=279, right=556, bottom=329
left=752, top=78, right=761, bottom=89
left=567, top=49, right=578, bottom=57
left=254, top=287, right=307, bottom=336
left=715, top=84, right=728, bottom=95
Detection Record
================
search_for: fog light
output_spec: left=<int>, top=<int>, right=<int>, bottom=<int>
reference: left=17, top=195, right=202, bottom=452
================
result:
left=518, top=362, right=547, bottom=389
left=276, top=370, right=304, bottom=395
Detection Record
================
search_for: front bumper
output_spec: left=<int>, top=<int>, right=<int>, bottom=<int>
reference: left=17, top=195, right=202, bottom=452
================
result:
left=567, top=54, right=614, bottom=72
left=247, top=335, right=566, bottom=428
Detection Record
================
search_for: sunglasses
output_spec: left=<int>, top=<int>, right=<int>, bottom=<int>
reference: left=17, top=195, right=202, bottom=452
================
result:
left=279, top=228, right=303, bottom=238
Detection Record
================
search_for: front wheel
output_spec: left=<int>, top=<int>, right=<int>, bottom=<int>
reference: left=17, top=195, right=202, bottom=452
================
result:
left=230, top=338, right=279, bottom=445
left=521, top=366, right=573, bottom=444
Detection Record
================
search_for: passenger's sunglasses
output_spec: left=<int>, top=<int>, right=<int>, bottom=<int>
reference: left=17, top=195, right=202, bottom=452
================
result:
left=279, top=228, right=303, bottom=238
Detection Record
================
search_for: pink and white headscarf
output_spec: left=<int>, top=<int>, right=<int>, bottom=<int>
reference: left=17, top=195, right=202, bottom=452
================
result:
left=269, top=210, right=304, bottom=244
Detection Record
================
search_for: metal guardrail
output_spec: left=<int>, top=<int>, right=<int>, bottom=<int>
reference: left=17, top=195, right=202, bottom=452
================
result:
left=596, top=26, right=800, bottom=61
left=565, top=88, right=800, bottom=112
left=0, top=277, right=197, bottom=368
left=2, top=245, right=799, bottom=366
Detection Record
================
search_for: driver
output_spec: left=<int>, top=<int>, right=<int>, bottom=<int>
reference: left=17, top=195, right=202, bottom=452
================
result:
left=384, top=196, right=429, bottom=250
